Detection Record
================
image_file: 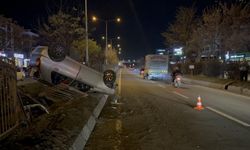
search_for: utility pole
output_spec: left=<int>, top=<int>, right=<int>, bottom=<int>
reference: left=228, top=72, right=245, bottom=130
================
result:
left=92, top=17, right=121, bottom=65
left=85, top=0, right=89, bottom=65
left=105, top=20, right=108, bottom=65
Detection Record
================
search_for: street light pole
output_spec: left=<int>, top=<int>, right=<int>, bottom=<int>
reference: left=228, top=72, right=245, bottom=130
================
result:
left=92, top=16, right=121, bottom=65
left=85, top=0, right=89, bottom=65
left=105, top=20, right=108, bottom=65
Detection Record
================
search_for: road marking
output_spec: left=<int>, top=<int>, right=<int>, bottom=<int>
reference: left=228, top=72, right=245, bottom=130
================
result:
left=150, top=81, right=155, bottom=84
left=172, top=91, right=189, bottom=99
left=157, top=84, right=165, bottom=88
left=206, top=107, right=250, bottom=127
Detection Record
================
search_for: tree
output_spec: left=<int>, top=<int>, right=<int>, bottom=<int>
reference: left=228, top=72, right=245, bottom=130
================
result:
left=222, top=3, right=250, bottom=53
left=162, top=6, right=197, bottom=57
left=106, top=48, right=119, bottom=65
left=71, top=39, right=103, bottom=70
left=39, top=10, right=105, bottom=69
left=163, top=2, right=250, bottom=62
left=199, top=3, right=250, bottom=58
left=0, top=15, right=25, bottom=51
left=200, top=5, right=224, bottom=57
left=0, top=16, right=11, bottom=50
left=187, top=20, right=204, bottom=62
left=39, top=11, right=85, bottom=55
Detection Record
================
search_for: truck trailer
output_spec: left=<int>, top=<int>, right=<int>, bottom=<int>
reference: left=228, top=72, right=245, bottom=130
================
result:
left=143, top=54, right=169, bottom=80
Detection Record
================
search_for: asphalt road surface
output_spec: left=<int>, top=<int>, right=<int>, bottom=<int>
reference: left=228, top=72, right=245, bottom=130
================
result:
left=85, top=68, right=250, bottom=150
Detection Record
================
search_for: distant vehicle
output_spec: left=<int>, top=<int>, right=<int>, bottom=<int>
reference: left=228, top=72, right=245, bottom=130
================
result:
left=140, top=68, right=144, bottom=75
left=143, top=54, right=169, bottom=80
left=16, top=68, right=25, bottom=81
left=174, top=74, right=182, bottom=88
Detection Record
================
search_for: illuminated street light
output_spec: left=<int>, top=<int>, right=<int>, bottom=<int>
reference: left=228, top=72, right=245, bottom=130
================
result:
left=117, top=17, right=121, bottom=23
left=108, top=44, right=112, bottom=48
left=107, top=36, right=121, bottom=49
left=92, top=16, right=97, bottom=22
left=117, top=44, right=120, bottom=48
left=92, top=15, right=122, bottom=64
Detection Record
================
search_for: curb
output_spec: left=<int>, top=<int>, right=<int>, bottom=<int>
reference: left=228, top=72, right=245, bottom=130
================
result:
left=69, top=95, right=108, bottom=150
left=183, top=78, right=250, bottom=96
left=227, top=85, right=250, bottom=96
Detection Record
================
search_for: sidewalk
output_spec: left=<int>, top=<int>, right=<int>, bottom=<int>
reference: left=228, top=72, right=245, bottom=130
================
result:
left=183, top=76, right=250, bottom=97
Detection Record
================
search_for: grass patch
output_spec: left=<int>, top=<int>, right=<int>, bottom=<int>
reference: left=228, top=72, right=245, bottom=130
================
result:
left=184, top=74, right=234, bottom=84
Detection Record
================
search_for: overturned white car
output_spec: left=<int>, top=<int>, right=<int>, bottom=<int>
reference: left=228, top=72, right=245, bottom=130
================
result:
left=29, top=46, right=116, bottom=95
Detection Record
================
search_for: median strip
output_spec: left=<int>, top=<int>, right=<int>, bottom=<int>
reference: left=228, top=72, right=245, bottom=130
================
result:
left=206, top=107, right=250, bottom=127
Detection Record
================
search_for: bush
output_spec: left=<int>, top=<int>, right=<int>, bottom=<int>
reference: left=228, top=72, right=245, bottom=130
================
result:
left=176, top=60, right=241, bottom=79
left=201, top=61, right=222, bottom=77
left=223, top=62, right=240, bottom=80
left=174, top=62, right=202, bottom=75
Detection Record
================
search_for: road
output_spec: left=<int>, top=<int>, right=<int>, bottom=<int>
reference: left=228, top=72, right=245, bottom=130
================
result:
left=85, top=68, right=250, bottom=150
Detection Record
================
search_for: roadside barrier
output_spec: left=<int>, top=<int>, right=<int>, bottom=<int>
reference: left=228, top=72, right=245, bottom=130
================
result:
left=0, top=57, right=22, bottom=140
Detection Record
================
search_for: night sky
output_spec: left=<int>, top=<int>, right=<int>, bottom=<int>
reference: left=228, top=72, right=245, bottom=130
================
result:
left=0, top=0, right=226, bottom=59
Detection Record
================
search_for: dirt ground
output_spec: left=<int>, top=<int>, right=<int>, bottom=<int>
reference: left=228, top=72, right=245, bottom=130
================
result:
left=0, top=82, right=100, bottom=150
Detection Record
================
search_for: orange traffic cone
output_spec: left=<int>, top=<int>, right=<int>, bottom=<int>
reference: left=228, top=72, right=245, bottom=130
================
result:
left=194, top=96, right=204, bottom=111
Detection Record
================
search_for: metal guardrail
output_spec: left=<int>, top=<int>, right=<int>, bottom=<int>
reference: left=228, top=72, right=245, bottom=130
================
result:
left=0, top=57, right=20, bottom=139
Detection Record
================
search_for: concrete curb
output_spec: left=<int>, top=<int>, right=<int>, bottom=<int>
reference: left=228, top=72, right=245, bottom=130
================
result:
left=227, top=85, right=250, bottom=96
left=243, top=88, right=250, bottom=97
left=69, top=95, right=108, bottom=150
left=183, top=78, right=250, bottom=96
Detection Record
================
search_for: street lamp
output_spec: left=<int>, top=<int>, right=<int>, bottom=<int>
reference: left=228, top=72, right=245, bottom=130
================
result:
left=109, top=36, right=121, bottom=49
left=92, top=16, right=97, bottom=22
left=92, top=16, right=121, bottom=64
left=116, top=18, right=121, bottom=23
left=101, top=36, right=120, bottom=50
left=85, top=0, right=89, bottom=65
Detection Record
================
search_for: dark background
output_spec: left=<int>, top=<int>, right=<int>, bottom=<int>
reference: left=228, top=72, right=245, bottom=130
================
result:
left=1, top=0, right=232, bottom=60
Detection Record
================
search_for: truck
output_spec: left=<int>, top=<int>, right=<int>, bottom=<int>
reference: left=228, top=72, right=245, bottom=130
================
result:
left=143, top=54, right=169, bottom=80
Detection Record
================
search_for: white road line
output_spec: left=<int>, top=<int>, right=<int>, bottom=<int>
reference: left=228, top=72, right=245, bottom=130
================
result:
left=206, top=107, right=250, bottom=127
left=150, top=81, right=155, bottom=84
left=172, top=91, right=189, bottom=99
left=157, top=84, right=165, bottom=88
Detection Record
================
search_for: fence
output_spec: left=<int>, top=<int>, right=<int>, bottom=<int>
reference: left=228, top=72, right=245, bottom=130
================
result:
left=0, top=57, right=21, bottom=139
left=171, top=61, right=242, bottom=79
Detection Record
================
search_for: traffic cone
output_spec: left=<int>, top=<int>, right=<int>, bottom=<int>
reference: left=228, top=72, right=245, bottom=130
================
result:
left=194, top=96, right=204, bottom=111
